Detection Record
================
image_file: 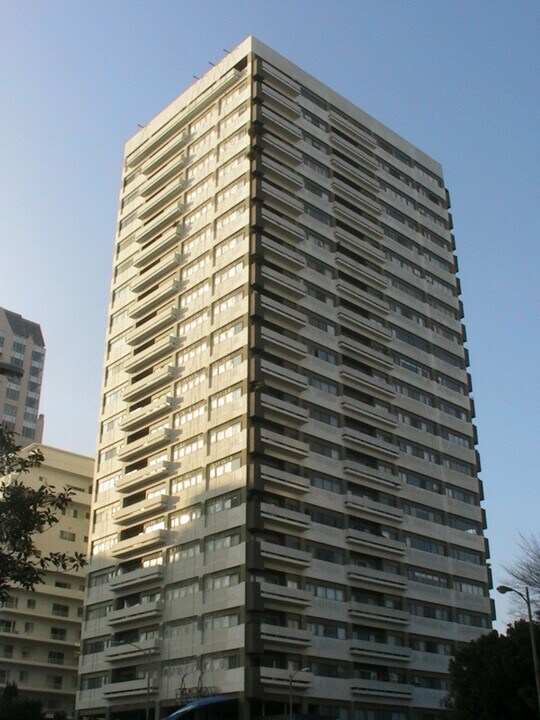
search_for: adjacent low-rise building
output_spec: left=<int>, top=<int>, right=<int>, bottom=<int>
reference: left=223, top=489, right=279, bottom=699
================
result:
left=0, top=445, right=93, bottom=719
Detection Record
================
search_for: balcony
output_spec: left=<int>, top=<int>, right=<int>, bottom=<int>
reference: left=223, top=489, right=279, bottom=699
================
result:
left=124, top=335, right=177, bottom=375
left=335, top=252, right=387, bottom=288
left=259, top=667, right=311, bottom=689
left=134, top=229, right=183, bottom=270
left=262, top=181, right=303, bottom=216
left=259, top=358, right=308, bottom=392
left=118, top=428, right=172, bottom=462
left=343, top=461, right=401, bottom=492
left=334, top=226, right=385, bottom=264
left=345, top=493, right=403, bottom=525
left=260, top=295, right=306, bottom=330
left=342, top=428, right=399, bottom=461
left=351, top=679, right=412, bottom=701
left=260, top=326, right=307, bottom=361
left=347, top=565, right=407, bottom=594
left=261, top=155, right=303, bottom=192
left=260, top=207, right=304, bottom=243
left=108, top=600, right=164, bottom=626
left=258, top=427, right=309, bottom=460
left=349, top=602, right=408, bottom=626
left=259, top=581, right=311, bottom=607
left=122, top=365, right=175, bottom=403
left=346, top=529, right=405, bottom=559
left=136, top=204, right=184, bottom=247
left=129, top=279, right=180, bottom=319
left=120, top=395, right=173, bottom=432
left=341, top=398, right=396, bottom=430
left=339, top=337, right=393, bottom=372
left=260, top=623, right=311, bottom=647
left=141, top=131, right=190, bottom=176
left=105, top=638, right=161, bottom=662
left=116, top=461, right=169, bottom=493
left=330, top=134, right=379, bottom=172
left=259, top=540, right=311, bottom=568
left=259, top=392, right=309, bottom=425
left=333, top=179, right=382, bottom=217
left=131, top=252, right=182, bottom=294
left=336, top=279, right=388, bottom=316
left=261, top=266, right=305, bottom=301
left=337, top=310, right=391, bottom=344
left=259, top=464, right=309, bottom=495
left=261, top=133, right=303, bottom=167
left=140, top=155, right=189, bottom=198
left=103, top=677, right=159, bottom=699
left=260, top=502, right=310, bottom=531
left=340, top=367, right=395, bottom=400
left=261, top=106, right=302, bottom=143
left=261, top=60, right=300, bottom=98
left=328, top=110, right=376, bottom=150
left=262, top=83, right=301, bottom=119
left=127, top=308, right=178, bottom=347
left=110, top=565, right=164, bottom=592
left=117, top=427, right=172, bottom=463
left=350, top=639, right=410, bottom=663
left=330, top=155, right=380, bottom=194
left=260, top=234, right=305, bottom=271
left=334, top=206, right=383, bottom=246
left=113, top=495, right=169, bottom=526
left=138, top=179, right=188, bottom=222
left=112, top=529, right=167, bottom=559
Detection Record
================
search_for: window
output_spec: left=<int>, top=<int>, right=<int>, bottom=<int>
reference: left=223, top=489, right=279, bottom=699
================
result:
left=48, top=651, right=65, bottom=665
left=60, top=530, right=76, bottom=542
left=204, top=570, right=240, bottom=591
left=207, top=492, right=241, bottom=514
left=208, top=454, right=242, bottom=479
left=405, top=534, right=445, bottom=556
left=172, top=470, right=204, bottom=494
left=170, top=506, right=201, bottom=528
left=52, top=604, right=69, bottom=618
left=209, top=419, right=241, bottom=444
left=168, top=542, right=200, bottom=564
left=306, top=581, right=345, bottom=601
left=50, top=628, right=67, bottom=641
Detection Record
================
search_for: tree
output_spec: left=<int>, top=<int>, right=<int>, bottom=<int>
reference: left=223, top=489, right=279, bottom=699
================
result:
left=0, top=426, right=86, bottom=602
left=1, top=681, right=43, bottom=720
left=506, top=533, right=540, bottom=613
left=445, top=620, right=540, bottom=720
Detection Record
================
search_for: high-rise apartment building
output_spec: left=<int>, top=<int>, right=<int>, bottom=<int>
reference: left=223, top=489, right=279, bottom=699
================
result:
left=79, top=37, right=492, bottom=720
left=0, top=308, right=45, bottom=444
left=0, top=445, right=92, bottom=718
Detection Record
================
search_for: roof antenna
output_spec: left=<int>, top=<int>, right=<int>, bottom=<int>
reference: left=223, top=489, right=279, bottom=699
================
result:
left=223, top=48, right=230, bottom=54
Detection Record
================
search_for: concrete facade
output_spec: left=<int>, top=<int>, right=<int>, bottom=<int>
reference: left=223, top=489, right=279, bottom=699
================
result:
left=0, top=445, right=93, bottom=718
left=78, top=37, right=492, bottom=720
left=0, top=307, right=45, bottom=445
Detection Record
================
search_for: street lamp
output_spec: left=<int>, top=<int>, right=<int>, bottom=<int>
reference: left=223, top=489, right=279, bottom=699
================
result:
left=288, top=667, right=309, bottom=720
left=114, top=640, right=154, bottom=720
left=497, top=584, right=540, bottom=714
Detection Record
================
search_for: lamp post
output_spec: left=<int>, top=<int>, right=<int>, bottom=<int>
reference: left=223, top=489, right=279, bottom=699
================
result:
left=114, top=640, right=154, bottom=720
left=288, top=667, right=309, bottom=720
left=497, top=584, right=540, bottom=714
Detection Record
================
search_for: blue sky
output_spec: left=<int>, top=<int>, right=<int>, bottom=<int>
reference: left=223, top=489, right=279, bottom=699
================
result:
left=0, top=1, right=538, bottom=628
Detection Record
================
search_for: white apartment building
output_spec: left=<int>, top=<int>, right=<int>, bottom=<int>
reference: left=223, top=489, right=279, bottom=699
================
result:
left=78, top=37, right=492, bottom=720
left=0, top=445, right=93, bottom=718
left=0, top=308, right=45, bottom=444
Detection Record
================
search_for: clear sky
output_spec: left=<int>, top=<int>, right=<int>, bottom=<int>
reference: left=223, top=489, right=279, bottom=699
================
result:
left=0, top=0, right=538, bottom=629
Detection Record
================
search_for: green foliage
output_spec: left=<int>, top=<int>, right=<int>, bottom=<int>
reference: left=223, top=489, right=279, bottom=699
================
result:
left=0, top=426, right=86, bottom=602
left=1, top=682, right=43, bottom=719
left=445, top=619, right=539, bottom=720
left=0, top=699, right=44, bottom=720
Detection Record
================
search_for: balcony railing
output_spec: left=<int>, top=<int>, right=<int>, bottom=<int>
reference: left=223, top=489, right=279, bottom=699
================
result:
left=109, top=565, right=164, bottom=592
left=107, top=600, right=164, bottom=626
left=116, top=461, right=169, bottom=493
